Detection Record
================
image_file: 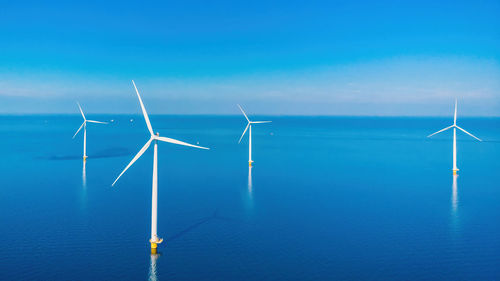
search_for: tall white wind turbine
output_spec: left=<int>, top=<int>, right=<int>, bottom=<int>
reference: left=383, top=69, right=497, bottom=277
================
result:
left=73, top=102, right=108, bottom=161
left=112, top=80, right=209, bottom=253
left=427, top=99, right=482, bottom=175
left=237, top=104, right=271, bottom=166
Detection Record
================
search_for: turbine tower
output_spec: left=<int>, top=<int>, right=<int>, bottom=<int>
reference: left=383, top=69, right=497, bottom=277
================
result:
left=73, top=102, right=107, bottom=161
left=237, top=104, right=271, bottom=166
left=427, top=99, right=482, bottom=174
left=112, top=80, right=209, bottom=253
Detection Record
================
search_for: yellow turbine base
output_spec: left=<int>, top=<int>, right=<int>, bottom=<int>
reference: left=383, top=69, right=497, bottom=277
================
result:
left=83, top=156, right=88, bottom=161
left=453, top=170, right=458, bottom=175
left=249, top=161, right=253, bottom=167
left=150, top=238, right=163, bottom=251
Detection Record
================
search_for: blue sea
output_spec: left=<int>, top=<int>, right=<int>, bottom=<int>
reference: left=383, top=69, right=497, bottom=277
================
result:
left=0, top=115, right=499, bottom=280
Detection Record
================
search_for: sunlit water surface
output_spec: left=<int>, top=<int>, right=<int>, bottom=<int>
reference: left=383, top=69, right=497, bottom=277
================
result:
left=0, top=116, right=499, bottom=280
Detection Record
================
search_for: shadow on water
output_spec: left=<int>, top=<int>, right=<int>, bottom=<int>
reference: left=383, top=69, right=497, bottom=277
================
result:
left=38, top=147, right=131, bottom=160
left=166, top=210, right=241, bottom=243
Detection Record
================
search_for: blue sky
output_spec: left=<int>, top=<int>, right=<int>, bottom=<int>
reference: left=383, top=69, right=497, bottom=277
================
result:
left=1, top=0, right=499, bottom=115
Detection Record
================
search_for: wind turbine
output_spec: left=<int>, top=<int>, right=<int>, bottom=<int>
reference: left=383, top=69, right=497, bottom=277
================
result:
left=237, top=104, right=271, bottom=166
left=112, top=80, right=209, bottom=253
left=427, top=99, right=482, bottom=175
left=73, top=102, right=108, bottom=161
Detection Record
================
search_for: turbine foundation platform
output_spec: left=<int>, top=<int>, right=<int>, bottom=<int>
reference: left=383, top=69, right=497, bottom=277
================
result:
left=453, top=169, right=459, bottom=175
left=150, top=238, right=163, bottom=253
left=249, top=161, right=253, bottom=167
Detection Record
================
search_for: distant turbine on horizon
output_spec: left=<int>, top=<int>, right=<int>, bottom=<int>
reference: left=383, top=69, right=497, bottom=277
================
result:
left=427, top=99, right=482, bottom=175
left=73, top=102, right=108, bottom=161
left=237, top=104, right=271, bottom=166
left=112, top=80, right=209, bottom=253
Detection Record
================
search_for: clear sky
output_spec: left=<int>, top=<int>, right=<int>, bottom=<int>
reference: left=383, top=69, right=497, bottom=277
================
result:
left=1, top=0, right=499, bottom=115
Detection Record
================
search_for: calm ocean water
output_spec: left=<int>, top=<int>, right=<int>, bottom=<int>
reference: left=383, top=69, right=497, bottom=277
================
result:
left=0, top=115, right=499, bottom=280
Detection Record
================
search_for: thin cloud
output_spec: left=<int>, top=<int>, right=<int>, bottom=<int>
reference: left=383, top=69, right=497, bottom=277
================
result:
left=1, top=56, right=499, bottom=115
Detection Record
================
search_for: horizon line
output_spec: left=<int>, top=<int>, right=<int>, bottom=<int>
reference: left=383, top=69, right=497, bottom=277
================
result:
left=1, top=113, right=499, bottom=118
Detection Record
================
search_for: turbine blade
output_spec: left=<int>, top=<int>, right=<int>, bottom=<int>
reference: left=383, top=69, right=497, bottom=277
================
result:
left=132, top=80, right=154, bottom=136
left=454, top=99, right=457, bottom=125
left=427, top=125, right=453, bottom=138
left=251, top=121, right=272, bottom=124
left=237, top=104, right=250, bottom=122
left=112, top=138, right=153, bottom=186
left=87, top=120, right=108, bottom=124
left=238, top=123, right=250, bottom=144
left=72, top=122, right=85, bottom=139
left=155, top=136, right=209, bottom=150
left=77, top=102, right=86, bottom=120
left=456, top=125, right=482, bottom=141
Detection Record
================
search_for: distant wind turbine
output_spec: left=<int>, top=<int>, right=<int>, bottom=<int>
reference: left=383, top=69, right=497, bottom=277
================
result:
left=112, top=80, right=209, bottom=253
left=237, top=104, right=271, bottom=166
left=427, top=99, right=482, bottom=174
left=73, top=102, right=107, bottom=161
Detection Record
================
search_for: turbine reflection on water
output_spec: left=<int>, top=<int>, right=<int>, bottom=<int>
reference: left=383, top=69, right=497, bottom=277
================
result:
left=450, top=175, right=460, bottom=237
left=148, top=253, right=159, bottom=281
left=80, top=160, right=88, bottom=212
left=248, top=166, right=253, bottom=197
left=452, top=175, right=458, bottom=213
left=82, top=160, right=87, bottom=188
left=243, top=165, right=254, bottom=215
